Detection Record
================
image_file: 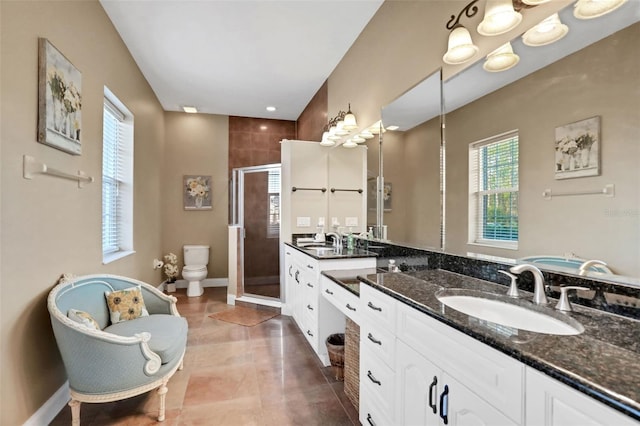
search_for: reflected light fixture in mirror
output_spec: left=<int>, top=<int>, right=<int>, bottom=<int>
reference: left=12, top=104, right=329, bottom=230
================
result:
left=522, top=13, right=569, bottom=46
left=342, top=138, right=357, bottom=148
left=335, top=121, right=349, bottom=136
left=352, top=134, right=366, bottom=143
left=443, top=25, right=479, bottom=64
left=343, top=104, right=358, bottom=130
left=574, top=0, right=628, bottom=19
left=320, top=131, right=336, bottom=147
left=483, top=42, right=520, bottom=72
left=360, top=129, right=374, bottom=139
left=369, top=120, right=385, bottom=135
left=521, top=0, right=550, bottom=4
left=477, top=0, right=523, bottom=36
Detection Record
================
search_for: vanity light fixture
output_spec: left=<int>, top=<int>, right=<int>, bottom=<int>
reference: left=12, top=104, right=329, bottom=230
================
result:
left=320, top=131, right=336, bottom=147
left=483, top=42, right=520, bottom=72
left=574, top=0, right=627, bottom=19
left=369, top=120, right=385, bottom=135
left=359, top=130, right=374, bottom=140
left=327, top=126, right=342, bottom=141
left=335, top=121, right=350, bottom=136
left=182, top=106, right=198, bottom=113
left=443, top=25, right=479, bottom=65
left=477, top=0, right=523, bottom=36
left=342, top=104, right=358, bottom=130
left=342, top=139, right=358, bottom=148
left=521, top=0, right=550, bottom=4
left=352, top=135, right=366, bottom=143
left=522, top=13, right=569, bottom=46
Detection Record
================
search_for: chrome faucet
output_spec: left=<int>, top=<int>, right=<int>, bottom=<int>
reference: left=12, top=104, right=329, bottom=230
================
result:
left=509, top=264, right=549, bottom=305
left=578, top=259, right=610, bottom=275
left=326, top=232, right=341, bottom=248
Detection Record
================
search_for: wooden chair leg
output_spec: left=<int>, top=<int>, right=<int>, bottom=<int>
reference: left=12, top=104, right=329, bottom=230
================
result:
left=69, top=399, right=81, bottom=426
left=157, top=378, right=169, bottom=421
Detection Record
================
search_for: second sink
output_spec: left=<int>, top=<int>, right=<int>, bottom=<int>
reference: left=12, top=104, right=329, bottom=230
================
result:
left=435, top=289, right=585, bottom=336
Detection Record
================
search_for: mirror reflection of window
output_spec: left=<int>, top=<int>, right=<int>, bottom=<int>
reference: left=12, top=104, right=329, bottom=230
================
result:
left=469, top=131, right=519, bottom=249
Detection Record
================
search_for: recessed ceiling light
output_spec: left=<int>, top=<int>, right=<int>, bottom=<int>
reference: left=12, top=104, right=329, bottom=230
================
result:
left=182, top=106, right=198, bottom=113
left=266, top=106, right=277, bottom=112
left=260, top=125, right=268, bottom=131
left=386, top=125, right=400, bottom=131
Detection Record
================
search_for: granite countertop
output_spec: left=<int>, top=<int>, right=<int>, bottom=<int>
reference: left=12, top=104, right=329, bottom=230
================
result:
left=285, top=241, right=377, bottom=260
left=324, top=268, right=640, bottom=420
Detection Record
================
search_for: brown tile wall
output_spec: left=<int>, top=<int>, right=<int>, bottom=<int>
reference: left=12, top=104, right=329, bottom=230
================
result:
left=228, top=116, right=296, bottom=174
left=296, top=80, right=328, bottom=142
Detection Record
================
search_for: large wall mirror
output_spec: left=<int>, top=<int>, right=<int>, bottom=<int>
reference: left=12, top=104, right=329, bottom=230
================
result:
left=376, top=1, right=639, bottom=287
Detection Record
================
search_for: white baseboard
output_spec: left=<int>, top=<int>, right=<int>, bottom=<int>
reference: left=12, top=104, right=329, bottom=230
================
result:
left=158, top=278, right=228, bottom=292
left=227, top=294, right=236, bottom=305
left=235, top=295, right=282, bottom=308
left=24, top=381, right=69, bottom=426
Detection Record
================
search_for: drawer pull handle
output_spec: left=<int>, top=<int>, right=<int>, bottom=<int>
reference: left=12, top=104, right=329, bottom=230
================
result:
left=367, top=301, right=382, bottom=312
left=439, top=384, right=449, bottom=425
left=288, top=265, right=293, bottom=277
left=367, top=333, right=382, bottom=345
left=286, top=251, right=291, bottom=255
left=366, top=413, right=376, bottom=426
left=307, top=330, right=314, bottom=337
left=428, top=376, right=438, bottom=414
left=295, top=271, right=300, bottom=284
left=367, top=370, right=381, bottom=386
left=307, top=304, right=314, bottom=311
left=307, top=283, right=314, bottom=288
left=325, top=289, right=334, bottom=295
left=307, top=264, right=314, bottom=270
left=346, top=303, right=356, bottom=311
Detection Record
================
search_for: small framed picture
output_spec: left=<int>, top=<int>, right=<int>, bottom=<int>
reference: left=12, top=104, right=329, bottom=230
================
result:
left=184, top=175, right=212, bottom=210
left=38, top=38, right=82, bottom=155
left=554, top=116, right=600, bottom=180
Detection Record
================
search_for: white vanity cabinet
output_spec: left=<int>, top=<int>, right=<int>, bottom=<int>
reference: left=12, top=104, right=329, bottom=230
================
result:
left=321, top=275, right=361, bottom=324
left=525, top=368, right=638, bottom=426
left=285, top=245, right=375, bottom=366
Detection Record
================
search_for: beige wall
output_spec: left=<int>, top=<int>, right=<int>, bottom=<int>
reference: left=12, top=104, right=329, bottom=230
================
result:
left=444, top=24, right=640, bottom=277
left=0, top=1, right=166, bottom=424
left=162, top=112, right=229, bottom=278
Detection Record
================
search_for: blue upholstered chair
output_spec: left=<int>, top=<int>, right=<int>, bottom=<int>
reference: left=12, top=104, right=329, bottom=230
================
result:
left=47, top=274, right=188, bottom=425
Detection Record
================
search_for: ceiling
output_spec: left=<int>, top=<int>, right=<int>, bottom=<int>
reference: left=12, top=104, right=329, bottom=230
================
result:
left=99, top=0, right=384, bottom=121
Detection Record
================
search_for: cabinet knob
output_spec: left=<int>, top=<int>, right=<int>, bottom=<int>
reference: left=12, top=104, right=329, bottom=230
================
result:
left=307, top=283, right=314, bottom=288
left=429, top=376, right=438, bottom=414
left=366, top=413, right=376, bottom=426
left=307, top=304, right=313, bottom=311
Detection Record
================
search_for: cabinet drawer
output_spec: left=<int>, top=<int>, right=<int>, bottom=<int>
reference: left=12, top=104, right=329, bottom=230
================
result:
left=360, top=284, right=396, bottom=332
left=321, top=277, right=361, bottom=323
left=361, top=322, right=395, bottom=369
left=361, top=346, right=395, bottom=417
left=396, top=302, right=524, bottom=423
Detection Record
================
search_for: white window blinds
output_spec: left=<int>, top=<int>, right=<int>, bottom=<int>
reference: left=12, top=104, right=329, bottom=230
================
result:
left=102, top=92, right=133, bottom=261
left=469, top=131, right=519, bottom=249
left=267, top=169, right=280, bottom=238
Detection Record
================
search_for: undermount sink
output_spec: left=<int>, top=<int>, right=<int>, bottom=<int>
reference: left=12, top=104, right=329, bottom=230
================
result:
left=305, top=246, right=337, bottom=254
left=435, top=289, right=585, bottom=336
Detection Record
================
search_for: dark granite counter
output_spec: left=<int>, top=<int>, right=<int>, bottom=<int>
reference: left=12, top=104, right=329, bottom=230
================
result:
left=341, top=269, right=640, bottom=421
left=285, top=241, right=377, bottom=260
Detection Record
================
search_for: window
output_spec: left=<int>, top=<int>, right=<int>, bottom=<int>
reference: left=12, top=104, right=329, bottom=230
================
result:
left=102, top=88, right=134, bottom=263
left=267, top=169, right=280, bottom=238
left=469, top=131, right=519, bottom=249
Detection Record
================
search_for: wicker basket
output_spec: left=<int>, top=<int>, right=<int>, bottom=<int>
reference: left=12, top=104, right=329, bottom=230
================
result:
left=326, top=333, right=345, bottom=381
left=344, top=318, right=360, bottom=411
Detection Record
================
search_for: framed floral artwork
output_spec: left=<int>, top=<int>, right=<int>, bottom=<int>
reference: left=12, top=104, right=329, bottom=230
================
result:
left=554, top=116, right=600, bottom=180
left=184, top=175, right=212, bottom=210
left=38, top=38, right=82, bottom=155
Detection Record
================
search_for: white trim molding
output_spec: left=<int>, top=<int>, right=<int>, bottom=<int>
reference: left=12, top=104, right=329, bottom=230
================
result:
left=23, top=381, right=70, bottom=426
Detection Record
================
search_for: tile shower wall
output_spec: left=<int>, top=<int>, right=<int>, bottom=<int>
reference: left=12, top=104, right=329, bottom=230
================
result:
left=296, top=80, right=328, bottom=142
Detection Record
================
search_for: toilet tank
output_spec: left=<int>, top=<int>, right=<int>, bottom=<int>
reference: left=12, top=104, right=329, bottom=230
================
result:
left=183, top=245, right=210, bottom=266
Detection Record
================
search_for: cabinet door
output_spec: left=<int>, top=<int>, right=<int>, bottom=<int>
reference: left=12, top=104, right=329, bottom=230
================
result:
left=442, top=372, right=518, bottom=426
left=395, top=340, right=442, bottom=426
left=526, top=368, right=638, bottom=426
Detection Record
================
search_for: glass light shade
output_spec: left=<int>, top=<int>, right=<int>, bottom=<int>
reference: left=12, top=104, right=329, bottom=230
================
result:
left=522, top=14, right=569, bottom=46
left=443, top=26, right=479, bottom=65
left=477, top=0, right=523, bottom=36
left=522, top=0, right=550, bottom=4
left=369, top=121, right=385, bottom=135
left=360, top=130, right=374, bottom=139
left=335, top=121, right=349, bottom=136
left=343, top=105, right=358, bottom=130
left=342, top=139, right=358, bottom=148
left=328, top=126, right=341, bottom=141
left=483, top=42, right=520, bottom=72
left=320, top=131, right=335, bottom=147
left=352, top=135, right=366, bottom=143
left=574, top=0, right=627, bottom=19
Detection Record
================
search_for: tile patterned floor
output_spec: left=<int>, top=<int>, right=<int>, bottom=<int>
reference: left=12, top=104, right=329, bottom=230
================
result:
left=50, top=287, right=359, bottom=425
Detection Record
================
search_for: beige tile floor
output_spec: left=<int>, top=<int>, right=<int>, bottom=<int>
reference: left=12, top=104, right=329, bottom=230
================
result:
left=50, top=287, right=358, bottom=425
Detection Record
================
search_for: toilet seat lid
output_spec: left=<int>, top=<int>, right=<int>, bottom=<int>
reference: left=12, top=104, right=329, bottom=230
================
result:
left=183, top=265, right=206, bottom=272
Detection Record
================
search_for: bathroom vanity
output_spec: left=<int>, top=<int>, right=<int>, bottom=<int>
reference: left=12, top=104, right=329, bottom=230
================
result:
left=283, top=242, right=376, bottom=366
left=321, top=268, right=639, bottom=426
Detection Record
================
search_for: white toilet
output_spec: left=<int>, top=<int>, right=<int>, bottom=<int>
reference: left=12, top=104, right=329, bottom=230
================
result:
left=182, top=245, right=209, bottom=297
